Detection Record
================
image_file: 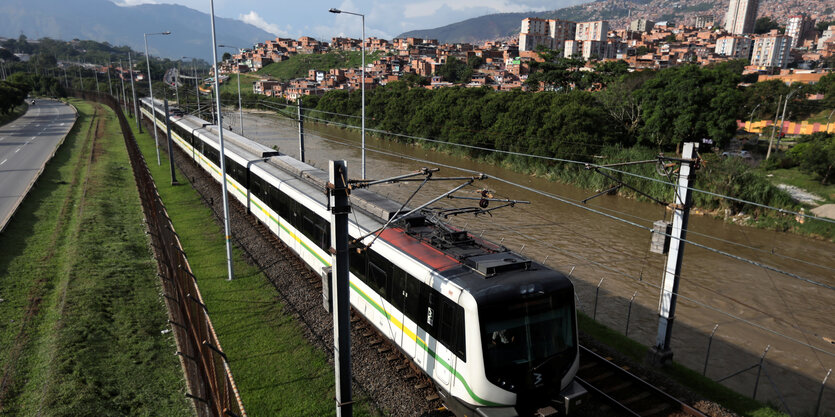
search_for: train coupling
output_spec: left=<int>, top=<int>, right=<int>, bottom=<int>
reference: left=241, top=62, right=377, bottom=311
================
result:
left=550, top=380, right=587, bottom=416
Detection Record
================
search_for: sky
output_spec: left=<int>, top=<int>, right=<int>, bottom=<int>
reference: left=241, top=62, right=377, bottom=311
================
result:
left=114, top=0, right=587, bottom=41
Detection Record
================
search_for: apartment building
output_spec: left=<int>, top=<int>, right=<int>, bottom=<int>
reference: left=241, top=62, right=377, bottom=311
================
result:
left=751, top=31, right=792, bottom=68
left=724, top=0, right=759, bottom=35
left=786, top=15, right=815, bottom=49
left=716, top=35, right=754, bottom=59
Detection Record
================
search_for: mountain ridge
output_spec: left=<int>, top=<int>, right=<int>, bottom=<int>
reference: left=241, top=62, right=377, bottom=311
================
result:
left=0, top=0, right=273, bottom=61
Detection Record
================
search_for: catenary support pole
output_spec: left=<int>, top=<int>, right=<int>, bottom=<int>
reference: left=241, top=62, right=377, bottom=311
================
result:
left=118, top=59, right=127, bottom=115
left=650, top=141, right=698, bottom=365
left=298, top=98, right=305, bottom=162
left=209, top=0, right=235, bottom=281
left=329, top=160, right=352, bottom=417
left=129, top=52, right=141, bottom=133
left=163, top=99, right=179, bottom=185
left=106, top=60, right=113, bottom=97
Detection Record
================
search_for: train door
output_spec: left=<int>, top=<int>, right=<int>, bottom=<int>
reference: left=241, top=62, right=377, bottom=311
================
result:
left=402, top=275, right=421, bottom=358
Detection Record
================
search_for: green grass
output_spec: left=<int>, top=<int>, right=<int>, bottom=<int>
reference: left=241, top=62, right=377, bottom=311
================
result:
left=766, top=167, right=835, bottom=204
left=125, top=112, right=377, bottom=416
left=0, top=103, right=29, bottom=127
left=577, top=313, right=788, bottom=417
left=804, top=108, right=835, bottom=124
left=257, top=51, right=384, bottom=81
left=219, top=73, right=262, bottom=96
left=0, top=99, right=192, bottom=416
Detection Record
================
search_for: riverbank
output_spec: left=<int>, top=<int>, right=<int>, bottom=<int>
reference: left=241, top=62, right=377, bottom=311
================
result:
left=0, top=99, right=192, bottom=415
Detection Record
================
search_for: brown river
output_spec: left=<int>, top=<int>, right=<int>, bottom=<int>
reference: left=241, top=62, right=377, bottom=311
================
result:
left=225, top=109, right=835, bottom=414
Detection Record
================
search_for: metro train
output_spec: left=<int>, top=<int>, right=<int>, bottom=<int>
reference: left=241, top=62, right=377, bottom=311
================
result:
left=140, top=98, right=587, bottom=416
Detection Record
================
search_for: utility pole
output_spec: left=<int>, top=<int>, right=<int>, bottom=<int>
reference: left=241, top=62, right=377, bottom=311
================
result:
left=129, top=52, right=141, bottom=133
left=106, top=60, right=113, bottom=97
left=163, top=99, right=179, bottom=185
left=298, top=98, right=305, bottom=162
left=329, top=160, right=352, bottom=417
left=119, top=59, right=127, bottom=115
left=650, top=142, right=698, bottom=365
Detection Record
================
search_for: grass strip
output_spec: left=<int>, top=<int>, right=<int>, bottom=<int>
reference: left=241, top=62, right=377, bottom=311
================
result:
left=578, top=313, right=787, bottom=417
left=125, top=112, right=375, bottom=416
left=0, top=99, right=191, bottom=416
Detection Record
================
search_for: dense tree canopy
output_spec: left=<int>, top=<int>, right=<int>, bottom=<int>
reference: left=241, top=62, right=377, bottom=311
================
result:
left=634, top=64, right=743, bottom=149
left=788, top=133, right=835, bottom=184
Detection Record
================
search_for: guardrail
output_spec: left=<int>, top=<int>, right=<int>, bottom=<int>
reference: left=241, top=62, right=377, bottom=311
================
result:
left=70, top=90, right=246, bottom=417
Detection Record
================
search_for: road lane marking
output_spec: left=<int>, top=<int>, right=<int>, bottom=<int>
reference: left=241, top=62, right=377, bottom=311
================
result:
left=0, top=159, right=6, bottom=165
left=15, top=147, right=22, bottom=153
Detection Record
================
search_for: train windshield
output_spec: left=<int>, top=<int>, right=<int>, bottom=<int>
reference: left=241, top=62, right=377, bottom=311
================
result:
left=480, top=290, right=576, bottom=391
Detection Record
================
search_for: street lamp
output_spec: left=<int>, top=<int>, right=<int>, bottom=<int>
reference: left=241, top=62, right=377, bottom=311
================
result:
left=329, top=7, right=366, bottom=179
left=747, top=103, right=761, bottom=143
left=824, top=108, right=835, bottom=134
left=218, top=44, right=244, bottom=136
left=144, top=30, right=171, bottom=166
left=209, top=0, right=234, bottom=281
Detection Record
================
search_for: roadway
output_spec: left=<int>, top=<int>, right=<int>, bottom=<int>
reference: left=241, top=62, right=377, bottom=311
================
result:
left=0, top=99, right=77, bottom=232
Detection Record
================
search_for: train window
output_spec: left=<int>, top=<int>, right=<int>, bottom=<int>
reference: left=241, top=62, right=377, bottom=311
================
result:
left=438, top=299, right=466, bottom=360
left=368, top=262, right=387, bottom=298
left=302, top=214, right=328, bottom=251
left=349, top=246, right=367, bottom=280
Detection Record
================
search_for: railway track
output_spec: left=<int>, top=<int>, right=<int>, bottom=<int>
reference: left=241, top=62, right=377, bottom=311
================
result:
left=156, top=120, right=710, bottom=417
left=576, top=346, right=707, bottom=417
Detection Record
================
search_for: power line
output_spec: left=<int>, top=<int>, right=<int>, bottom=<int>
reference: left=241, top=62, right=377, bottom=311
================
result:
left=297, top=123, right=835, bottom=292
left=254, top=102, right=834, bottom=225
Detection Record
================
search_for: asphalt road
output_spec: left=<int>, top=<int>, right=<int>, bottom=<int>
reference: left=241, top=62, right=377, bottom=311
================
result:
left=0, top=99, right=77, bottom=232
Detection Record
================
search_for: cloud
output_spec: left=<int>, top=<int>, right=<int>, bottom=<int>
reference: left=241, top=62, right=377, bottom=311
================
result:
left=403, top=0, right=547, bottom=19
left=239, top=11, right=287, bottom=36
left=113, top=0, right=157, bottom=6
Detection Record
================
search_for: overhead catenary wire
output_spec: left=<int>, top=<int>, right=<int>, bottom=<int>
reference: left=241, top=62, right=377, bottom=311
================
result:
left=251, top=102, right=835, bottom=225
left=281, top=121, right=835, bottom=293
left=213, top=106, right=835, bottom=360
left=329, top=134, right=835, bottom=358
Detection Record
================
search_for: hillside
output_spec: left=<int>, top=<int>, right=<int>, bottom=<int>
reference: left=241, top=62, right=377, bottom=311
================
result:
left=257, top=51, right=384, bottom=81
left=0, top=0, right=273, bottom=61
left=397, top=0, right=835, bottom=44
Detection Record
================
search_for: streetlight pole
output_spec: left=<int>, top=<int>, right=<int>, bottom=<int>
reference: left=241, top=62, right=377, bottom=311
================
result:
left=329, top=7, right=366, bottom=179
left=747, top=103, right=761, bottom=144
left=768, top=87, right=799, bottom=160
left=824, top=108, right=835, bottom=134
left=218, top=44, right=244, bottom=136
left=210, top=0, right=235, bottom=281
left=174, top=61, right=180, bottom=106
left=144, top=31, right=172, bottom=166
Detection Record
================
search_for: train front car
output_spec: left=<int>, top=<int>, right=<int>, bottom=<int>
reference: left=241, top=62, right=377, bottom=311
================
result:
left=470, top=259, right=586, bottom=416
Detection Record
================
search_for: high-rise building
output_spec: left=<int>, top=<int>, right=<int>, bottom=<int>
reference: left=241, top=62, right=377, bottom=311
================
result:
left=724, top=0, right=759, bottom=35
left=751, top=31, right=792, bottom=68
left=519, top=18, right=577, bottom=52
left=576, top=21, right=609, bottom=42
left=785, top=15, right=815, bottom=49
left=629, top=18, right=655, bottom=33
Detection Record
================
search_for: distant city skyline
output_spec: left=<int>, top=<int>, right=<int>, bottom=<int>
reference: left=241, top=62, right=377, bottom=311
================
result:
left=112, top=0, right=591, bottom=41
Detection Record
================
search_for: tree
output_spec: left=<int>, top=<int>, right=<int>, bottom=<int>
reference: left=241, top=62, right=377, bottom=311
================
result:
left=467, top=55, right=484, bottom=69
left=634, top=64, right=743, bottom=149
left=596, top=70, right=654, bottom=144
left=222, top=52, right=232, bottom=61
left=788, top=133, right=835, bottom=184
left=434, top=56, right=472, bottom=84
left=816, top=20, right=835, bottom=32
left=754, top=17, right=782, bottom=34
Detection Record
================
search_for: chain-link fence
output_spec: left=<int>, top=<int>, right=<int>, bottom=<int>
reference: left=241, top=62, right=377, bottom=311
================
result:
left=71, top=90, right=246, bottom=417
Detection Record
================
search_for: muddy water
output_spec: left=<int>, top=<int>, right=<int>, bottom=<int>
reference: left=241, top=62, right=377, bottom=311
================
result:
left=231, top=110, right=835, bottom=413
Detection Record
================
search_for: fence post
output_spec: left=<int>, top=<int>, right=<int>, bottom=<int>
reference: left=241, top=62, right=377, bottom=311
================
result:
left=625, top=291, right=637, bottom=337
left=753, top=344, right=770, bottom=400
left=593, top=277, right=605, bottom=320
left=703, top=324, right=719, bottom=376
